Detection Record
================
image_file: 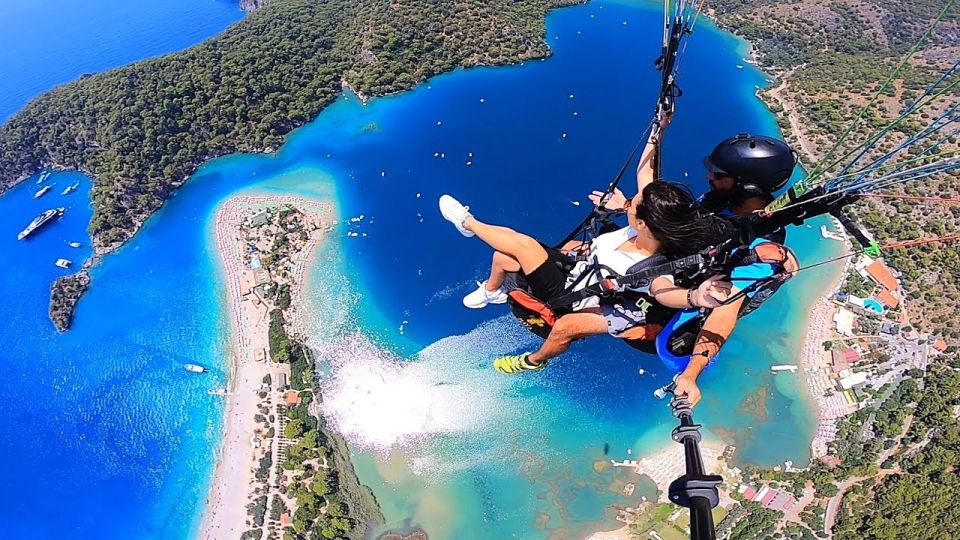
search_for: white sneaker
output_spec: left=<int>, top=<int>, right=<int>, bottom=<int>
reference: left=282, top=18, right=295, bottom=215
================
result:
left=463, top=281, right=509, bottom=309
left=439, top=194, right=474, bottom=237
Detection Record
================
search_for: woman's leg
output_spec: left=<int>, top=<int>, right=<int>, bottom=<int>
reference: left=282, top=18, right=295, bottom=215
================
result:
left=463, top=216, right=549, bottom=274
left=486, top=251, right=520, bottom=291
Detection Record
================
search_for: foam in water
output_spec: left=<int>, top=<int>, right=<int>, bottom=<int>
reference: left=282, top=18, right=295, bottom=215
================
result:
left=424, top=278, right=478, bottom=306
left=318, top=316, right=538, bottom=455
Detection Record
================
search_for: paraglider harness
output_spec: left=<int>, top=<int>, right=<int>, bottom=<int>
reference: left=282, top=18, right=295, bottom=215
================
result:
left=503, top=243, right=676, bottom=355
left=505, top=184, right=851, bottom=357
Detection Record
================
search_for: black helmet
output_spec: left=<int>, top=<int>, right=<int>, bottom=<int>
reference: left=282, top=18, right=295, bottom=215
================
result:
left=703, top=133, right=797, bottom=197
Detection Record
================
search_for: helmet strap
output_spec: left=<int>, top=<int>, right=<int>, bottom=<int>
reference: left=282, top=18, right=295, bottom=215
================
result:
left=732, top=181, right=772, bottom=208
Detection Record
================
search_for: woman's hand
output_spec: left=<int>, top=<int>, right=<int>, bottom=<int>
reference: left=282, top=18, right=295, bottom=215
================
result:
left=692, top=275, right=732, bottom=308
left=588, top=187, right=627, bottom=211
left=652, top=108, right=673, bottom=140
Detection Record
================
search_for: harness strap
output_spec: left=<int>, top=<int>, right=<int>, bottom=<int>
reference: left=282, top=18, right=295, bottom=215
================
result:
left=546, top=253, right=704, bottom=310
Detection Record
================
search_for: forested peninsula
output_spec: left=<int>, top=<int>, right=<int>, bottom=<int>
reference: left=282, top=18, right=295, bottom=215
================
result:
left=0, top=0, right=580, bottom=327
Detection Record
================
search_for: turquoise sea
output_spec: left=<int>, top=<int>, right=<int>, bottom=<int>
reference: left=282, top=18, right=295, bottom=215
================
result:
left=0, top=1, right=844, bottom=538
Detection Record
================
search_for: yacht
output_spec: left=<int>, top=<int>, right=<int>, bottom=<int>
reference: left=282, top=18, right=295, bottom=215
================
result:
left=17, top=207, right=65, bottom=240
left=34, top=185, right=52, bottom=199
left=55, top=259, right=72, bottom=269
left=61, top=182, right=80, bottom=195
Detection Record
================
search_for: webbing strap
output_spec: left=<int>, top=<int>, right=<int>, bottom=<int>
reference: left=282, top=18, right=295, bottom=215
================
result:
left=546, top=253, right=704, bottom=310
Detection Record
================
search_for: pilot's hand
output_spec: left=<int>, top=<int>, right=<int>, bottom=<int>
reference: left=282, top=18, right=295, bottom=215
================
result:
left=588, top=187, right=627, bottom=211
left=674, top=374, right=701, bottom=407
left=693, top=275, right=732, bottom=308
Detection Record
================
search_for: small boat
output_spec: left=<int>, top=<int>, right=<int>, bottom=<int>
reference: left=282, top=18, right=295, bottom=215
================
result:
left=736, top=64, right=744, bottom=69
left=34, top=185, right=52, bottom=199
left=771, top=364, right=799, bottom=373
left=69, top=241, right=82, bottom=248
left=61, top=182, right=80, bottom=195
left=55, top=258, right=72, bottom=269
left=36, top=171, right=50, bottom=184
left=183, top=363, right=206, bottom=374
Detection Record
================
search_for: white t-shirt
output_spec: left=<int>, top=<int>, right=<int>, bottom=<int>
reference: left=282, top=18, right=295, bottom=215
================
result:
left=567, top=227, right=652, bottom=310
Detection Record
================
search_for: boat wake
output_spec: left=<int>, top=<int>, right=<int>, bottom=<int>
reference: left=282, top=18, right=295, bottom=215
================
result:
left=316, top=316, right=540, bottom=458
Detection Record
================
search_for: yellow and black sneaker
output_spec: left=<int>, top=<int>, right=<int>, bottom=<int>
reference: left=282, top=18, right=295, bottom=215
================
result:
left=493, top=353, right=546, bottom=375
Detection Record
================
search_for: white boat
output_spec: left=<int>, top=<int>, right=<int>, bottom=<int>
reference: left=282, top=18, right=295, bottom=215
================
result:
left=771, top=364, right=799, bottom=373
left=736, top=64, right=744, bottom=69
left=17, top=207, right=65, bottom=240
left=69, top=242, right=82, bottom=248
left=820, top=225, right=844, bottom=241
left=34, top=185, right=52, bottom=199
left=36, top=171, right=50, bottom=184
left=55, top=258, right=72, bottom=269
left=61, top=182, right=80, bottom=195
left=183, top=363, right=206, bottom=374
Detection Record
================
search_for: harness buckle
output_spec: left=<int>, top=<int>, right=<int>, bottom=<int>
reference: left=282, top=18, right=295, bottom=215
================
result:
left=600, top=278, right=620, bottom=293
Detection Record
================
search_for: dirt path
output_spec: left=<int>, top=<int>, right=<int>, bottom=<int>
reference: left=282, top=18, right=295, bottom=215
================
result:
left=762, top=67, right=821, bottom=162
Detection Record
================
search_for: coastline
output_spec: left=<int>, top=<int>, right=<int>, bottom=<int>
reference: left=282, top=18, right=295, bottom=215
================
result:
left=609, top=440, right=728, bottom=504
left=796, top=250, right=855, bottom=460
left=724, top=13, right=853, bottom=465
left=201, top=195, right=333, bottom=539
left=589, top=439, right=731, bottom=540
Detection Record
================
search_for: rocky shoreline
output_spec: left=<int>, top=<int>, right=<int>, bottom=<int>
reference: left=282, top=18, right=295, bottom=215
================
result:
left=48, top=270, right=91, bottom=332
left=239, top=0, right=270, bottom=11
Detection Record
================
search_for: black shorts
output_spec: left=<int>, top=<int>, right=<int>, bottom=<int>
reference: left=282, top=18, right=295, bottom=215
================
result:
left=522, top=243, right=575, bottom=301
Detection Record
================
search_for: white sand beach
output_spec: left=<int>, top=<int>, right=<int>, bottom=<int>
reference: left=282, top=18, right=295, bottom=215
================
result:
left=200, top=195, right=332, bottom=539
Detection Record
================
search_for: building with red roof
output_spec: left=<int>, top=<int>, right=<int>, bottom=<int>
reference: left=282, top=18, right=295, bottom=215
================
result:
left=865, top=260, right=898, bottom=291
left=842, top=348, right=861, bottom=364
left=284, top=390, right=301, bottom=406
left=831, top=349, right=850, bottom=373
left=877, top=289, right=900, bottom=309
left=768, top=491, right=797, bottom=511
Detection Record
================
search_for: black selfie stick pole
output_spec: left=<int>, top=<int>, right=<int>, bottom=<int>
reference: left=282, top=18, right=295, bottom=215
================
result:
left=654, top=381, right=721, bottom=540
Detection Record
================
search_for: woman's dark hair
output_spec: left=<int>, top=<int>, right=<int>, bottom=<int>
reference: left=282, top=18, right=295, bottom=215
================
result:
left=635, top=181, right=733, bottom=257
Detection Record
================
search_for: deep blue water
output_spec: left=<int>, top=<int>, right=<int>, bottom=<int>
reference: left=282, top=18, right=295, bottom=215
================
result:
left=0, top=1, right=242, bottom=538
left=0, top=1, right=844, bottom=538
left=0, top=0, right=243, bottom=122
